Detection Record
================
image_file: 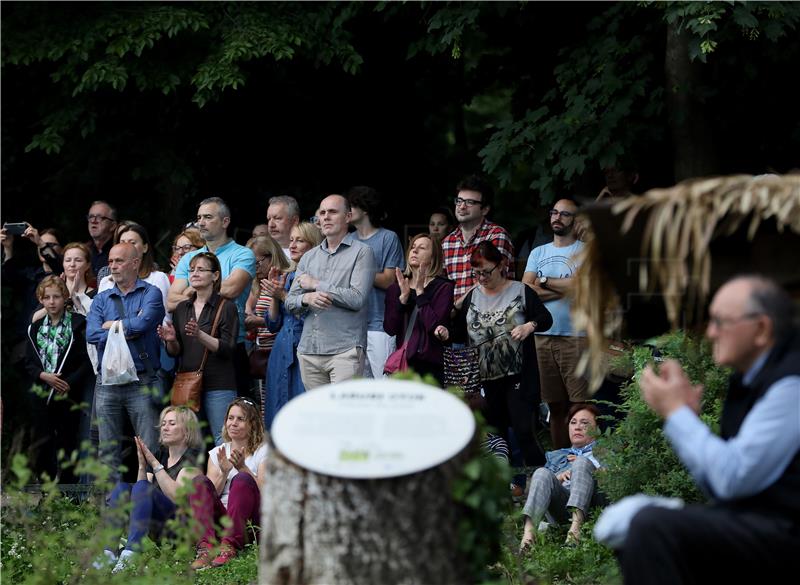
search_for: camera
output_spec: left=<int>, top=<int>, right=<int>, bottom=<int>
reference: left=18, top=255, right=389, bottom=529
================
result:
left=3, top=222, right=28, bottom=236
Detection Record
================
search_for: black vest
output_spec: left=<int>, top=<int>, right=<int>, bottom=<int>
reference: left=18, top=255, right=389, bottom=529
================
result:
left=719, top=330, right=800, bottom=520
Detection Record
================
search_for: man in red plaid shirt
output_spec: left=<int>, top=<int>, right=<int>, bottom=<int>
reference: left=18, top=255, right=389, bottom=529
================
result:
left=442, top=175, right=515, bottom=302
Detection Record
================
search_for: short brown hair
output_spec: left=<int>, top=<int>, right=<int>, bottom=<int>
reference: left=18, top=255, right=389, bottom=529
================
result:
left=566, top=403, right=601, bottom=427
left=173, top=228, right=205, bottom=250
left=190, top=252, right=222, bottom=292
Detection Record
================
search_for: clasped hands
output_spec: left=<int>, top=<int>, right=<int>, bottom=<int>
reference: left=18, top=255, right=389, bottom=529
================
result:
left=296, top=272, right=332, bottom=311
left=640, top=359, right=704, bottom=418
left=134, top=436, right=159, bottom=471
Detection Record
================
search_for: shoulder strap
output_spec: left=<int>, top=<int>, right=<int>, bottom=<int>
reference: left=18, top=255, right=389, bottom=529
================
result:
left=198, top=298, right=227, bottom=372
left=111, top=294, right=156, bottom=378
left=403, top=305, right=419, bottom=345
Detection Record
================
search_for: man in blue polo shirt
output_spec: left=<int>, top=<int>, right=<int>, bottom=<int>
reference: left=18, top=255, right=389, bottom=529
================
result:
left=87, top=243, right=165, bottom=483
left=168, top=197, right=256, bottom=395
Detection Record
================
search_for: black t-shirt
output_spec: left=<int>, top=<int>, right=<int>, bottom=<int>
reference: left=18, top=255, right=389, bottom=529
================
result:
left=151, top=446, right=202, bottom=498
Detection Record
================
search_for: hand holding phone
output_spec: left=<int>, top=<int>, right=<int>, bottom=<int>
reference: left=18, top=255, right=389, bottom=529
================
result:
left=2, top=222, right=28, bottom=236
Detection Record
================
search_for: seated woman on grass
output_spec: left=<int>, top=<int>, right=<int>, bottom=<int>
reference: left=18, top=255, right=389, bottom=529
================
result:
left=96, top=406, right=203, bottom=573
left=519, top=403, right=602, bottom=552
left=189, top=397, right=268, bottom=569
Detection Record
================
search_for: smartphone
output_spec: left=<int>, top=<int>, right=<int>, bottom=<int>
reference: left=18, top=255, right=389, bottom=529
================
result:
left=2, top=222, right=28, bottom=236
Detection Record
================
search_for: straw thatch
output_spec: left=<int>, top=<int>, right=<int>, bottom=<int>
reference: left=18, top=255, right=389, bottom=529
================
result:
left=572, top=173, right=800, bottom=392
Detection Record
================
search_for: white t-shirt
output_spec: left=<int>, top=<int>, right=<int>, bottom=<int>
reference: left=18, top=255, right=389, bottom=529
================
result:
left=208, top=442, right=269, bottom=508
left=99, top=270, right=171, bottom=323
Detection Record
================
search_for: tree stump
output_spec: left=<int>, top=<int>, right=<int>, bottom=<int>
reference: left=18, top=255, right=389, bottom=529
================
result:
left=260, top=438, right=475, bottom=585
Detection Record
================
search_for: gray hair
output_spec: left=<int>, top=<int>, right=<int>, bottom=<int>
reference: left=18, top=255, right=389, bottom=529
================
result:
left=199, top=197, right=232, bottom=221
left=738, top=274, right=795, bottom=343
left=89, top=200, right=118, bottom=221
left=268, top=196, right=300, bottom=219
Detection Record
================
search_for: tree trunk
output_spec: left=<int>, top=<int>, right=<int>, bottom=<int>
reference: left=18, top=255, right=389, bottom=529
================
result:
left=664, top=23, right=719, bottom=181
left=260, top=440, right=474, bottom=585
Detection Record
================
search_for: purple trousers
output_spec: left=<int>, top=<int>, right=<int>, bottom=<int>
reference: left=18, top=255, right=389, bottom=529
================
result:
left=189, top=473, right=260, bottom=549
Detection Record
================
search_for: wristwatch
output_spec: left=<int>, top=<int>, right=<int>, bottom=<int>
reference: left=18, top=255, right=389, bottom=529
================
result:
left=539, top=276, right=549, bottom=289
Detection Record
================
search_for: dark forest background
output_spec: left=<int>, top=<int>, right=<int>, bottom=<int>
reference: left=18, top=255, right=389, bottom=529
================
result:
left=3, top=1, right=799, bottom=252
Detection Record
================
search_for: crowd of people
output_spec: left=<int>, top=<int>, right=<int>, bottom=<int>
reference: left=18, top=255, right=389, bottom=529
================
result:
left=2, top=168, right=797, bottom=582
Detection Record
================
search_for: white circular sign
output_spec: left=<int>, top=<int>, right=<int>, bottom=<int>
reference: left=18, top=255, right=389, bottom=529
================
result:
left=271, top=379, right=476, bottom=479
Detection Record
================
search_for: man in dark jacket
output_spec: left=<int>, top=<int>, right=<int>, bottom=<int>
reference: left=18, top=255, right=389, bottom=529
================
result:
left=623, top=275, right=800, bottom=584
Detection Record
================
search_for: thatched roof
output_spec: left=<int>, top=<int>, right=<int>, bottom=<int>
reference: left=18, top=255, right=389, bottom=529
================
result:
left=572, top=173, right=800, bottom=392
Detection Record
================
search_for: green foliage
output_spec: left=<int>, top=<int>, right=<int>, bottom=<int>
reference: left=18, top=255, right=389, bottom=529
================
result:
left=452, top=419, right=511, bottom=584
left=478, top=1, right=800, bottom=200
left=659, top=1, right=800, bottom=62
left=1, top=2, right=369, bottom=150
left=595, top=331, right=729, bottom=503
left=1, top=453, right=257, bottom=585
left=479, top=3, right=665, bottom=200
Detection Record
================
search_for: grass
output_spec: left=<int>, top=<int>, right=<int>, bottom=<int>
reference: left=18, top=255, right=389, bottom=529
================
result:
left=495, top=510, right=620, bottom=585
left=2, top=486, right=620, bottom=585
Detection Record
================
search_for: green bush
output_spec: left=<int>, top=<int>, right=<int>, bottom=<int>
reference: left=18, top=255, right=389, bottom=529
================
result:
left=595, top=330, right=729, bottom=503
left=0, top=452, right=257, bottom=585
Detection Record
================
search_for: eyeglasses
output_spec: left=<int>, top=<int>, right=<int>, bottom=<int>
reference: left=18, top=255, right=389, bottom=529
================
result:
left=549, top=210, right=576, bottom=219
left=188, top=267, right=214, bottom=273
left=86, top=214, right=114, bottom=223
left=255, top=254, right=272, bottom=266
left=455, top=197, right=482, bottom=208
left=173, top=244, right=196, bottom=253
left=472, top=264, right=499, bottom=278
left=708, top=312, right=763, bottom=329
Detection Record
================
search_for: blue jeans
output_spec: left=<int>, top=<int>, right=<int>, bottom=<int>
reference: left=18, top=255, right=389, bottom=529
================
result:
left=203, top=389, right=237, bottom=446
left=96, top=377, right=159, bottom=484
left=108, top=480, right=176, bottom=552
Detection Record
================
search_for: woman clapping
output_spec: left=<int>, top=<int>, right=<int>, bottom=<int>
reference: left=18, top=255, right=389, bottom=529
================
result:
left=159, top=252, right=239, bottom=446
left=189, top=398, right=268, bottom=569
left=383, top=233, right=454, bottom=383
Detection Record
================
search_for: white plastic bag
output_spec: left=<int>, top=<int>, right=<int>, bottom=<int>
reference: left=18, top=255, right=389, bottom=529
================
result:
left=101, top=320, right=139, bottom=386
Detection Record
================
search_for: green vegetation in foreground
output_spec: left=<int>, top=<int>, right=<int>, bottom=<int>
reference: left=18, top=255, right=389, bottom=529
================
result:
left=2, top=331, right=726, bottom=584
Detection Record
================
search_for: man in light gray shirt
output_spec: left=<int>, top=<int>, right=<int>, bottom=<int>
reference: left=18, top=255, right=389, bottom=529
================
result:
left=285, top=194, right=376, bottom=389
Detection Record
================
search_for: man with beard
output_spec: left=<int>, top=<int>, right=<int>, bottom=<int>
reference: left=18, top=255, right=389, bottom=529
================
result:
left=523, top=198, right=589, bottom=448
left=442, top=174, right=515, bottom=304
